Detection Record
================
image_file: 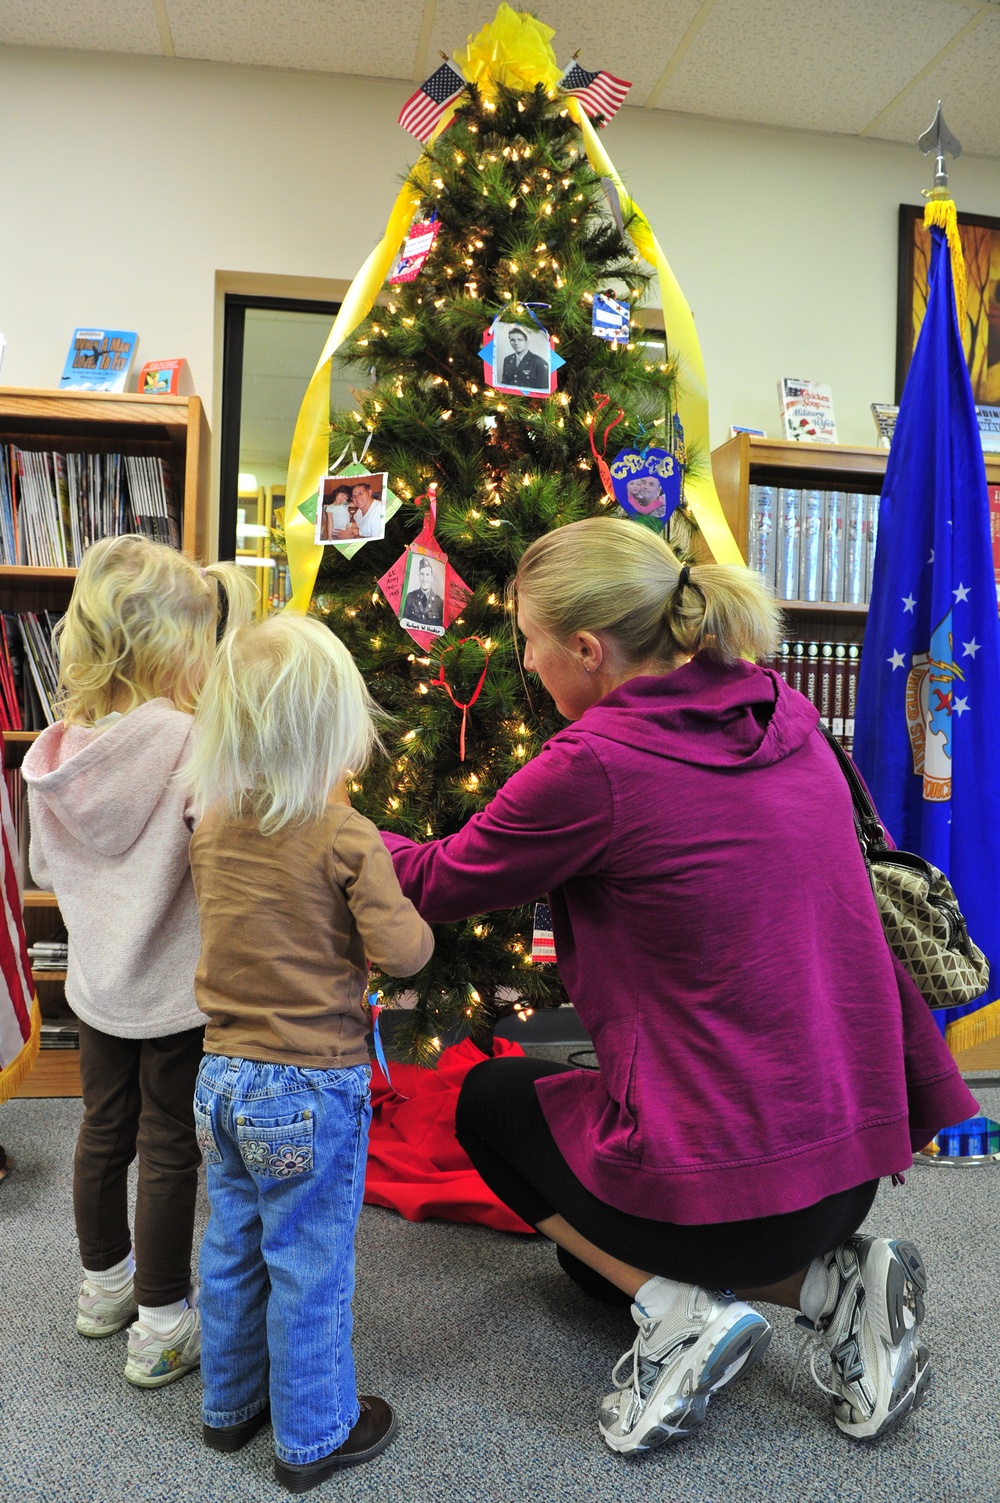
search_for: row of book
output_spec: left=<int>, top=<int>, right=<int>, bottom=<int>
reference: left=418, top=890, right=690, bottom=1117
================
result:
left=767, top=638, right=862, bottom=753
left=0, top=446, right=180, bottom=568
left=0, top=612, right=61, bottom=731
left=749, top=486, right=879, bottom=604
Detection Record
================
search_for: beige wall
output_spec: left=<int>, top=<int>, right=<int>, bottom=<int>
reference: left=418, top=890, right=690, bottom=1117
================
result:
left=2, top=45, right=998, bottom=470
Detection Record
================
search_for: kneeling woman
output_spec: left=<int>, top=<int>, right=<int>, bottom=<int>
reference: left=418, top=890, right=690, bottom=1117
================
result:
left=382, top=518, right=975, bottom=1455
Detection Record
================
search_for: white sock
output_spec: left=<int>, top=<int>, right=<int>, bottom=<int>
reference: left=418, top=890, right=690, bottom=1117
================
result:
left=633, top=1275, right=689, bottom=1321
left=83, top=1251, right=135, bottom=1294
left=799, top=1257, right=831, bottom=1325
left=138, top=1297, right=189, bottom=1335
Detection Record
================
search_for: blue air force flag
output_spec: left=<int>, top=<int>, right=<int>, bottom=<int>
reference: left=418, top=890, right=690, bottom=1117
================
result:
left=854, top=218, right=1000, bottom=1049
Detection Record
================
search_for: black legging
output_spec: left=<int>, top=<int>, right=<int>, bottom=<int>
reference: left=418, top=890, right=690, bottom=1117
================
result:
left=455, top=1056, right=879, bottom=1299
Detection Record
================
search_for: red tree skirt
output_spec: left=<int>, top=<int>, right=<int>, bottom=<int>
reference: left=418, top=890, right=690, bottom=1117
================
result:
left=364, top=1035, right=534, bottom=1234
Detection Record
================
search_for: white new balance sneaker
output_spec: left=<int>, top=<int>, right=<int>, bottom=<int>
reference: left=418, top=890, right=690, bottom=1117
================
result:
left=803, top=1235, right=930, bottom=1439
left=597, top=1286, right=772, bottom=1454
left=124, top=1305, right=201, bottom=1388
left=76, top=1278, right=138, bottom=1339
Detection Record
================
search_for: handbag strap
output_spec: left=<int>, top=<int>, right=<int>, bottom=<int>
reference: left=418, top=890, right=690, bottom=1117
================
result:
left=816, top=724, right=885, bottom=857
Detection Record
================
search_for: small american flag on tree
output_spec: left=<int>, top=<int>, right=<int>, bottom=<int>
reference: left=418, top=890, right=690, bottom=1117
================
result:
left=531, top=901, right=557, bottom=964
left=398, top=60, right=467, bottom=143
left=559, top=61, right=631, bottom=125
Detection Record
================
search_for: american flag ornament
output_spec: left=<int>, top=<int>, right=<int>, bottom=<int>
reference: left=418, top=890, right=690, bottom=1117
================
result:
left=398, top=60, right=467, bottom=144
left=558, top=62, right=631, bottom=126
left=531, top=901, right=557, bottom=964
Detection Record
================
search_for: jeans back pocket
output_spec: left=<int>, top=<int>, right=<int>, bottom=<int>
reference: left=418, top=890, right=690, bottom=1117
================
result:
left=193, top=1098, right=223, bottom=1166
left=236, top=1111, right=315, bottom=1180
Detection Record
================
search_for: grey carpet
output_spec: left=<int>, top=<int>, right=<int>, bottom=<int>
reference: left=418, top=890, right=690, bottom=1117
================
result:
left=1, top=1067, right=998, bottom=1503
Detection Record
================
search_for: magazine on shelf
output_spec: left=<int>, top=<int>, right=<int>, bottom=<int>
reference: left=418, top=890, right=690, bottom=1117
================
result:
left=59, top=328, right=138, bottom=392
left=870, top=403, right=898, bottom=448
left=778, top=378, right=838, bottom=444
left=137, top=358, right=193, bottom=396
left=977, top=406, right=1000, bottom=455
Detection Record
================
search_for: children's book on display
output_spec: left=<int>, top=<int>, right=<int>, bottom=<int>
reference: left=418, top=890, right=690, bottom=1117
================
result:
left=778, top=378, right=837, bottom=444
left=59, top=328, right=138, bottom=392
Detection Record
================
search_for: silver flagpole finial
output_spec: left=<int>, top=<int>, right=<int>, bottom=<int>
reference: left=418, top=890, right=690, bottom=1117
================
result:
left=918, top=101, right=962, bottom=197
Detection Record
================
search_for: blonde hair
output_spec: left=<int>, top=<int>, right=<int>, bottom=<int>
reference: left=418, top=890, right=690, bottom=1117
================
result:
left=55, top=535, right=256, bottom=725
left=187, top=613, right=383, bottom=835
left=514, top=517, right=780, bottom=667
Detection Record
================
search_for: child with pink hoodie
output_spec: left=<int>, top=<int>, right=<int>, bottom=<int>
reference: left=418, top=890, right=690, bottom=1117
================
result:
left=22, top=536, right=253, bottom=1388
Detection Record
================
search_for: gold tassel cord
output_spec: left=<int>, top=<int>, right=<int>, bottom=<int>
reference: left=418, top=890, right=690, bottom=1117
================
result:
left=923, top=195, right=967, bottom=335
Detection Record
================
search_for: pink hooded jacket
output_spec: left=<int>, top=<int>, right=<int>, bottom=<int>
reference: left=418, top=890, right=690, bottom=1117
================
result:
left=22, top=699, right=204, bottom=1039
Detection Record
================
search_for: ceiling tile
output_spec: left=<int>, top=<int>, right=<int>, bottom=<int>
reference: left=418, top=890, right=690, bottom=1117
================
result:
left=428, top=0, right=703, bottom=103
left=657, top=0, right=978, bottom=134
left=164, top=0, right=422, bottom=79
left=0, top=0, right=161, bottom=54
left=867, top=8, right=1000, bottom=157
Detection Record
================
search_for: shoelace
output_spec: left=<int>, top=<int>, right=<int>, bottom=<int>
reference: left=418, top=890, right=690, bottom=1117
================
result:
left=610, top=1325, right=662, bottom=1406
left=790, top=1327, right=840, bottom=1400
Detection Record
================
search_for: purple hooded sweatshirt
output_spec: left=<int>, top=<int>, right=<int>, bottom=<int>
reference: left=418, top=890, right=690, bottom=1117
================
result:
left=384, top=656, right=976, bottom=1226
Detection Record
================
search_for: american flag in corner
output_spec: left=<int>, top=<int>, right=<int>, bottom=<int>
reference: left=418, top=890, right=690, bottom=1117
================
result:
left=559, top=62, right=631, bottom=126
left=398, top=60, right=467, bottom=144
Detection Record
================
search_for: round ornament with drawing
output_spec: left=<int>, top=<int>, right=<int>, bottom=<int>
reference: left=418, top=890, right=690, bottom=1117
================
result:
left=608, top=447, right=682, bottom=527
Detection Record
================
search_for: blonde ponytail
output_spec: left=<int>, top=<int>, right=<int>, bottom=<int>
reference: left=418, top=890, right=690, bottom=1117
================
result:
left=515, top=517, right=780, bottom=668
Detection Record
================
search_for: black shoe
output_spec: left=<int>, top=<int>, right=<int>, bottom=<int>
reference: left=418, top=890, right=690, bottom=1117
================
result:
left=274, top=1396, right=398, bottom=1492
left=204, top=1403, right=271, bottom=1453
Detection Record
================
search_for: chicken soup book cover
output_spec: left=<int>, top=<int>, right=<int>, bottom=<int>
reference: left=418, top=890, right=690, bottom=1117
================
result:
left=778, top=377, right=838, bottom=444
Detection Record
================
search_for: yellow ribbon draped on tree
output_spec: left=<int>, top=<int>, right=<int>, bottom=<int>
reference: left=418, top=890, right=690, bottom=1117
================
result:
left=282, top=5, right=741, bottom=609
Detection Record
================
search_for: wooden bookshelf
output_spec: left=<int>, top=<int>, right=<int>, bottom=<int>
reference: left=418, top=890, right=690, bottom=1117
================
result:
left=1, top=387, right=211, bottom=1097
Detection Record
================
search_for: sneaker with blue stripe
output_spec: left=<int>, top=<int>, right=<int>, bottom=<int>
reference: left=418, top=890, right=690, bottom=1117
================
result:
left=597, top=1287, right=772, bottom=1454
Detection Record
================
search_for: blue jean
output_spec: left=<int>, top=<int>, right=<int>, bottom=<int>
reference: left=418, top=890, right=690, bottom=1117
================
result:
left=194, top=1054, right=372, bottom=1465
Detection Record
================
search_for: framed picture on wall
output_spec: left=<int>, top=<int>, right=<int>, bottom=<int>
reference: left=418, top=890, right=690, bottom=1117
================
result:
left=896, top=203, right=1000, bottom=403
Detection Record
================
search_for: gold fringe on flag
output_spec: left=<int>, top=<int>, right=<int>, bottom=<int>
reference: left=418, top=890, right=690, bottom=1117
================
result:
left=923, top=195, right=967, bottom=335
left=0, top=994, right=41, bottom=1103
left=945, top=995, right=1000, bottom=1056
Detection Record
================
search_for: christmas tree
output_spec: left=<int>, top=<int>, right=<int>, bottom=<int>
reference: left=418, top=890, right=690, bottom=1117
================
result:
left=303, top=25, right=697, bottom=1061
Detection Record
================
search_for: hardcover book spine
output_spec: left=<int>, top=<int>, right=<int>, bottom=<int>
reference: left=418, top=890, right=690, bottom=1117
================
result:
left=989, top=484, right=1000, bottom=604
left=865, top=494, right=880, bottom=603
left=747, top=484, right=776, bottom=588
left=844, top=644, right=861, bottom=753
left=804, top=640, right=819, bottom=707
left=776, top=639, right=792, bottom=683
left=775, top=488, right=802, bottom=600
left=831, top=642, right=847, bottom=742
left=818, top=641, right=834, bottom=729
left=823, top=490, right=844, bottom=602
left=790, top=640, right=805, bottom=695
left=844, top=493, right=868, bottom=605
left=799, top=489, right=825, bottom=602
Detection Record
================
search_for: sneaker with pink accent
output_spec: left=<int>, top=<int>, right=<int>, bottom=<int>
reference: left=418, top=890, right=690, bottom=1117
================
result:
left=124, top=1305, right=201, bottom=1388
left=76, top=1278, right=138, bottom=1339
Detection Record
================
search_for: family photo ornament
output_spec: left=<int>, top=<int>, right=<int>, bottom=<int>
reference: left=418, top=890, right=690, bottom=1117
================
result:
left=480, top=310, right=565, bottom=398
left=377, top=486, right=472, bottom=650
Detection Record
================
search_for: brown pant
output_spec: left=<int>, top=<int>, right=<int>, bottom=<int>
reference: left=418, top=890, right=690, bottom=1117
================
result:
left=74, top=1018, right=204, bottom=1307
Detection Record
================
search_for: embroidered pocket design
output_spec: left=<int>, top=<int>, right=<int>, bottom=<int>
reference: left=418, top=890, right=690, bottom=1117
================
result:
left=193, top=1100, right=222, bottom=1165
left=237, top=1112, right=314, bottom=1180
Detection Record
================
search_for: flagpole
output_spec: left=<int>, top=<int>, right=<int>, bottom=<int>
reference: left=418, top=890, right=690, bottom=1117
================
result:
left=902, top=103, right=1000, bottom=1168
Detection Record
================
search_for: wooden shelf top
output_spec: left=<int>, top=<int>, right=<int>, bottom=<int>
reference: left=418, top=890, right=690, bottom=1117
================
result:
left=0, top=564, right=78, bottom=585
left=780, top=599, right=869, bottom=616
left=0, top=386, right=200, bottom=429
left=713, top=430, right=1000, bottom=484
left=24, top=891, right=59, bottom=908
left=31, top=970, right=67, bottom=982
left=2, top=729, right=40, bottom=743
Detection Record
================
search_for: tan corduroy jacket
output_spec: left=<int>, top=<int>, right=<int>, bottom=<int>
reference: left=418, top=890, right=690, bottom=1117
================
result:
left=190, top=801, right=433, bottom=1070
